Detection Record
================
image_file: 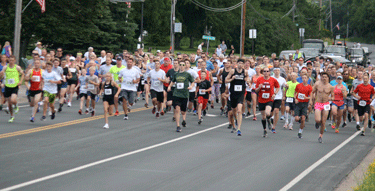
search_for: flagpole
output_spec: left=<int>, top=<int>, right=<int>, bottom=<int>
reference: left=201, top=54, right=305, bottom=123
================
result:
left=14, top=0, right=22, bottom=64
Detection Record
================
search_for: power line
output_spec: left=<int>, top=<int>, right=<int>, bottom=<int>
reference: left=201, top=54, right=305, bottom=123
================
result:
left=189, top=0, right=246, bottom=12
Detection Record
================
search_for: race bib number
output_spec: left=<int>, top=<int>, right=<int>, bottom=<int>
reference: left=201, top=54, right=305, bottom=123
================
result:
left=324, top=104, right=331, bottom=111
left=126, top=81, right=133, bottom=85
left=297, top=93, right=305, bottom=100
left=234, top=85, right=242, bottom=92
left=262, top=93, right=270, bottom=99
left=141, top=80, right=145, bottom=85
left=32, top=76, right=40, bottom=82
left=104, top=89, right=112, bottom=95
left=213, top=77, right=217, bottom=82
left=177, top=83, right=184, bottom=89
left=63, top=75, right=66, bottom=79
left=199, top=89, right=205, bottom=95
left=69, top=68, right=76, bottom=73
left=286, top=97, right=294, bottom=103
left=88, top=84, right=95, bottom=90
left=359, top=100, right=367, bottom=107
left=154, top=81, right=161, bottom=86
left=252, top=84, right=256, bottom=89
left=7, top=78, right=15, bottom=84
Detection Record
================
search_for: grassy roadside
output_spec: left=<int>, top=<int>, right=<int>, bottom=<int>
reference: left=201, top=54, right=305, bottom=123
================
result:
left=354, top=159, right=375, bottom=190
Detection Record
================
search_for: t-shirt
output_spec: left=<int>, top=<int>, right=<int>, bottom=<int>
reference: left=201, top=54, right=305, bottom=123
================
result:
left=166, top=69, right=177, bottom=89
left=247, top=68, right=256, bottom=79
left=352, top=79, right=363, bottom=100
left=42, top=71, right=61, bottom=94
left=295, top=83, right=312, bottom=103
left=109, top=65, right=126, bottom=84
left=79, top=76, right=87, bottom=94
left=146, top=62, right=155, bottom=73
left=198, top=80, right=211, bottom=99
left=118, top=67, right=140, bottom=91
left=286, top=81, right=299, bottom=98
left=256, top=76, right=280, bottom=103
left=86, top=75, right=99, bottom=94
left=354, top=84, right=375, bottom=104
left=161, top=64, right=173, bottom=87
left=172, top=72, right=194, bottom=99
left=52, top=66, right=63, bottom=76
left=99, top=64, right=113, bottom=79
left=272, top=76, right=286, bottom=100
left=186, top=69, right=199, bottom=92
left=147, top=69, right=166, bottom=92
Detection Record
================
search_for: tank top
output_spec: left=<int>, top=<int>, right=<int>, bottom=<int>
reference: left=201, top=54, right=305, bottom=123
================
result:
left=229, top=69, right=246, bottom=95
left=5, top=66, right=19, bottom=88
left=333, top=85, right=344, bottom=106
left=30, top=69, right=42, bottom=91
left=62, top=67, right=69, bottom=81
left=252, top=75, right=260, bottom=90
left=221, top=68, right=230, bottom=86
left=69, top=67, right=78, bottom=81
left=103, top=80, right=115, bottom=100
left=212, top=69, right=219, bottom=84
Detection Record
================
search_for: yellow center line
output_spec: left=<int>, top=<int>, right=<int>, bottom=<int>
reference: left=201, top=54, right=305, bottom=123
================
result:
left=0, top=107, right=151, bottom=139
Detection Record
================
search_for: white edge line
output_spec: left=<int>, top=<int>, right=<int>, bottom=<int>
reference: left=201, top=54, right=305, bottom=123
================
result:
left=0, top=113, right=261, bottom=191
left=279, top=130, right=361, bottom=191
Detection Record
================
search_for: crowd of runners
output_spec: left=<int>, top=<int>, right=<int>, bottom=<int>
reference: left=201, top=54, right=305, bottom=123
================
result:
left=0, top=45, right=374, bottom=143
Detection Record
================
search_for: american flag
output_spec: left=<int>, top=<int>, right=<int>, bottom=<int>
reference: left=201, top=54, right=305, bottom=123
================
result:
left=35, top=0, right=45, bottom=13
left=125, top=2, right=131, bottom=8
left=335, top=23, right=340, bottom=30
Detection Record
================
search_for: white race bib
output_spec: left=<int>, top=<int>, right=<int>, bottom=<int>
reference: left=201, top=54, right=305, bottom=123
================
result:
left=141, top=80, right=145, bottom=85
left=7, top=78, right=15, bottom=84
left=154, top=81, right=161, bottom=86
left=213, top=77, right=217, bottom=82
left=88, top=84, right=95, bottom=90
left=324, top=104, right=331, bottom=111
left=104, top=89, right=112, bottom=95
left=286, top=97, right=294, bottom=103
left=359, top=100, right=367, bottom=107
left=199, top=89, right=205, bottom=95
left=69, top=68, right=76, bottom=73
left=234, top=85, right=242, bottom=92
left=262, top=93, right=270, bottom=99
left=177, top=83, right=184, bottom=89
left=126, top=81, right=133, bottom=85
left=252, top=84, right=256, bottom=89
left=32, top=76, right=40, bottom=82
left=297, top=93, right=305, bottom=100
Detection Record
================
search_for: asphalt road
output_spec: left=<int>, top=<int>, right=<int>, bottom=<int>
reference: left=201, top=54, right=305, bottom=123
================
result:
left=1, top=42, right=375, bottom=191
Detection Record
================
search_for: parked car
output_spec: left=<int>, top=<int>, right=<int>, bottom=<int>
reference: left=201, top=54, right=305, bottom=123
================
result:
left=324, top=45, right=348, bottom=59
left=348, top=48, right=371, bottom=67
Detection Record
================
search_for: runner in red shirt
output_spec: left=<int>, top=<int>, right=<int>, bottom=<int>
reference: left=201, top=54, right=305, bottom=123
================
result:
left=25, top=60, right=43, bottom=122
left=294, top=74, right=312, bottom=138
left=255, top=68, right=280, bottom=137
left=354, top=73, right=375, bottom=136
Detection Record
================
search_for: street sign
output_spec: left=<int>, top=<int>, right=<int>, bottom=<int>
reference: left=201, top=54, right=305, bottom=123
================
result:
left=202, top=35, right=215, bottom=41
left=299, top=28, right=305, bottom=37
left=249, top=29, right=257, bottom=39
left=175, top=23, right=182, bottom=33
left=336, top=35, right=340, bottom=40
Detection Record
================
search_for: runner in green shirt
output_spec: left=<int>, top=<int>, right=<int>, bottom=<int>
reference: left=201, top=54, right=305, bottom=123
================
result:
left=168, top=61, right=194, bottom=132
left=109, top=60, right=126, bottom=116
left=283, top=72, right=299, bottom=130
left=0, top=55, right=25, bottom=123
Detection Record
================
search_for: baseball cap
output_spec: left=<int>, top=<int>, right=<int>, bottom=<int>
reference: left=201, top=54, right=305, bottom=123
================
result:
left=156, top=50, right=161, bottom=53
left=337, top=76, right=343, bottom=80
left=116, top=56, right=122, bottom=60
left=289, top=53, right=293, bottom=56
left=69, top=56, right=75, bottom=61
left=306, top=61, right=312, bottom=65
left=164, top=57, right=170, bottom=61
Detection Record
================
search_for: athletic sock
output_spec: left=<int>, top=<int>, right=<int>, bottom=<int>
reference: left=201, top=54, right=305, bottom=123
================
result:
left=299, top=129, right=303, bottom=133
left=290, top=116, right=295, bottom=125
left=357, top=121, right=360, bottom=125
left=262, top=119, right=267, bottom=130
left=285, top=113, right=289, bottom=123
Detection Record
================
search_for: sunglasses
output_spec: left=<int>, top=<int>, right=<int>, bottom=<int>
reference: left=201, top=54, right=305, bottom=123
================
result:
left=33, top=54, right=39, bottom=56
left=264, top=71, right=270, bottom=72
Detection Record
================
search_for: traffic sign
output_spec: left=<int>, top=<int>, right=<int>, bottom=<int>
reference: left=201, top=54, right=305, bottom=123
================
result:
left=299, top=28, right=305, bottom=37
left=249, top=29, right=257, bottom=39
left=202, top=35, right=215, bottom=41
left=175, top=23, right=182, bottom=33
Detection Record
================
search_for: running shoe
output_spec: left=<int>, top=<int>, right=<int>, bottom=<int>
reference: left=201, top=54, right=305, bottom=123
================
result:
left=4, top=107, right=9, bottom=114
left=198, top=119, right=202, bottom=125
left=288, top=123, right=293, bottom=130
left=253, top=116, right=257, bottom=121
left=331, top=122, right=336, bottom=129
left=356, top=124, right=361, bottom=131
left=203, top=109, right=206, bottom=116
left=315, top=123, right=320, bottom=129
left=360, top=131, right=365, bottom=136
left=91, top=110, right=95, bottom=117
left=246, top=112, right=251, bottom=117
left=242, top=113, right=246, bottom=117
left=58, top=107, right=62, bottom=112
left=335, top=128, right=339, bottom=133
left=172, top=117, right=176, bottom=121
left=78, top=109, right=82, bottom=115
left=14, top=106, right=19, bottom=114
left=51, top=112, right=56, bottom=120
left=284, top=122, right=289, bottom=129
left=220, top=108, right=224, bottom=115
left=114, top=110, right=119, bottom=116
left=176, top=126, right=182, bottom=132
left=305, top=115, right=309, bottom=122
left=298, top=133, right=302, bottom=139
left=237, top=130, right=242, bottom=136
left=342, top=122, right=347, bottom=128
left=128, top=108, right=131, bottom=112
left=48, top=111, right=52, bottom=116
left=216, top=98, right=219, bottom=103
left=144, top=103, right=148, bottom=108
left=231, top=127, right=236, bottom=133
left=188, top=109, right=192, bottom=113
left=123, top=114, right=128, bottom=120
left=161, top=110, right=165, bottom=116
left=211, top=104, right=214, bottom=109
left=271, top=129, right=276, bottom=133
left=0, top=104, right=2, bottom=111
left=324, top=128, right=327, bottom=132
left=263, top=130, right=268, bottom=138
left=41, top=116, right=46, bottom=121
left=8, top=116, right=14, bottom=123
left=67, top=102, right=72, bottom=107
left=228, top=124, right=232, bottom=129
left=153, top=108, right=157, bottom=115
left=156, top=113, right=160, bottom=118
left=318, top=137, right=322, bottom=143
left=193, top=110, right=197, bottom=116
left=182, top=120, right=186, bottom=127
left=30, top=117, right=34, bottom=122
left=280, top=115, right=285, bottom=120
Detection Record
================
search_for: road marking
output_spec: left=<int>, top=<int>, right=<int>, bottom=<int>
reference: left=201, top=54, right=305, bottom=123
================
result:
left=279, top=130, right=361, bottom=191
left=0, top=107, right=151, bottom=139
left=205, top=114, right=217, bottom=117
left=0, top=113, right=261, bottom=191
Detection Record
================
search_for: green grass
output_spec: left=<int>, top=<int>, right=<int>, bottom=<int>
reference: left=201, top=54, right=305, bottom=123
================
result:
left=354, top=159, right=375, bottom=191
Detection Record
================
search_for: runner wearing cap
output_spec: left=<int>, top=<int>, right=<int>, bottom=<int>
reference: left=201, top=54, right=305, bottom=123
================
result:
left=294, top=74, right=312, bottom=138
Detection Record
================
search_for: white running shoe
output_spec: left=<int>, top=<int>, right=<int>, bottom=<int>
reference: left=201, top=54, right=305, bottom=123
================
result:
left=67, top=102, right=72, bottom=107
left=103, top=124, right=109, bottom=129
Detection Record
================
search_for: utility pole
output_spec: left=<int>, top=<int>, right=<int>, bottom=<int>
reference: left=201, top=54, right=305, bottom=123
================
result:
left=347, top=8, right=349, bottom=38
left=319, top=0, right=322, bottom=30
left=330, top=0, right=333, bottom=32
left=14, top=0, right=22, bottom=64
left=140, top=2, right=144, bottom=49
left=170, top=0, right=176, bottom=53
left=240, top=0, right=246, bottom=57
left=292, top=0, right=295, bottom=23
